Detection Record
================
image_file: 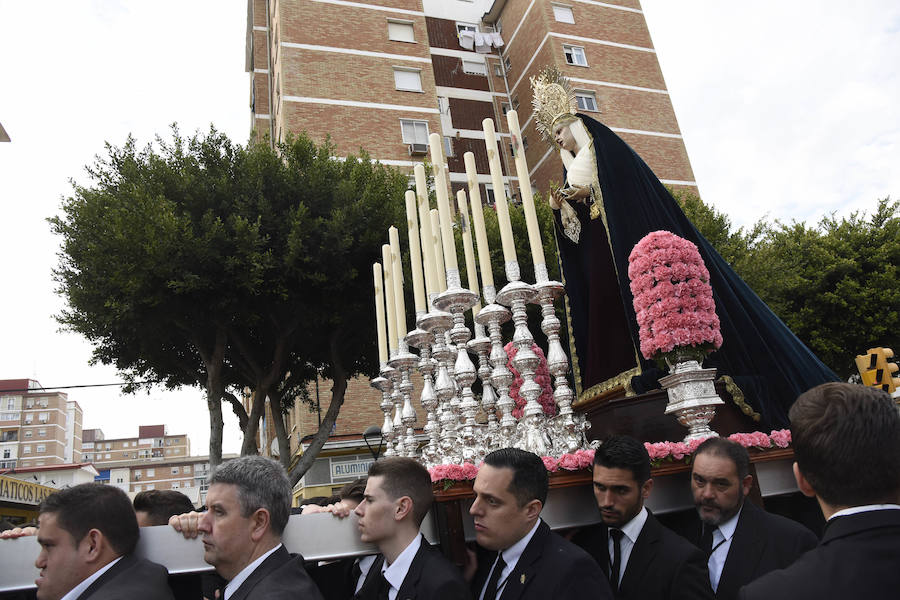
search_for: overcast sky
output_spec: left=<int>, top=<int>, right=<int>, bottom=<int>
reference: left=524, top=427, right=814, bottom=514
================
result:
left=1, top=1, right=897, bottom=457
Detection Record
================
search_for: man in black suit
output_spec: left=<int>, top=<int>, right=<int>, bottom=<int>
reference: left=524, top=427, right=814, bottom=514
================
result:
left=34, top=483, right=174, bottom=600
left=170, top=455, right=323, bottom=600
left=351, top=457, right=469, bottom=600
left=689, top=437, right=817, bottom=599
left=739, top=383, right=900, bottom=600
left=573, top=435, right=714, bottom=600
left=469, top=448, right=611, bottom=600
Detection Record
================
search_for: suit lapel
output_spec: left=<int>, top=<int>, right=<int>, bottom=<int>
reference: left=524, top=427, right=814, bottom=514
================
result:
left=355, top=554, right=385, bottom=599
left=394, top=537, right=427, bottom=600
left=716, top=503, right=762, bottom=599
left=76, top=554, right=135, bottom=600
left=498, top=521, right=549, bottom=600
left=617, top=512, right=660, bottom=597
left=229, top=545, right=290, bottom=600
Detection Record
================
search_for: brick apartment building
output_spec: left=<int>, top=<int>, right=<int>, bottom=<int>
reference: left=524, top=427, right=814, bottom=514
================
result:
left=244, top=0, right=698, bottom=469
left=0, top=379, right=83, bottom=471
left=82, top=424, right=190, bottom=468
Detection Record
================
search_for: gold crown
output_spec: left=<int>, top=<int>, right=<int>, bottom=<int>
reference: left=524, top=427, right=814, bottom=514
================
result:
left=530, top=66, right=577, bottom=143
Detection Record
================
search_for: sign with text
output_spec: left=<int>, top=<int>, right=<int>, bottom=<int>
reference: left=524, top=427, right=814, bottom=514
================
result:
left=0, top=475, right=55, bottom=506
left=330, top=458, right=374, bottom=481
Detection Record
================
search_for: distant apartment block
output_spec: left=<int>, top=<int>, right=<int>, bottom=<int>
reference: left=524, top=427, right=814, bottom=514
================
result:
left=82, top=424, right=190, bottom=468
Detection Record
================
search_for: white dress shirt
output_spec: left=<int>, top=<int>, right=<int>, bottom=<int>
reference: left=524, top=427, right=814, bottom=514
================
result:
left=381, top=534, right=422, bottom=600
left=829, top=504, right=900, bottom=520
left=223, top=543, right=282, bottom=600
left=607, top=506, right=648, bottom=587
left=60, top=556, right=122, bottom=600
left=479, top=518, right=542, bottom=600
left=707, top=504, right=742, bottom=592
left=353, top=554, right=378, bottom=594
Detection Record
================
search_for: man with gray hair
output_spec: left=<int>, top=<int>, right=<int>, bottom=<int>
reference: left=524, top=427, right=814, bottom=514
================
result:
left=170, top=456, right=323, bottom=600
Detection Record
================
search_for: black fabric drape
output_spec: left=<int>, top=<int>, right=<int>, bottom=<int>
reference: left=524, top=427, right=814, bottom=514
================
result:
left=553, top=114, right=838, bottom=429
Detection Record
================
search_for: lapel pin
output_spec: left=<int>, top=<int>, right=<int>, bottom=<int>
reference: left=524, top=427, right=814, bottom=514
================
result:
left=520, top=574, right=526, bottom=584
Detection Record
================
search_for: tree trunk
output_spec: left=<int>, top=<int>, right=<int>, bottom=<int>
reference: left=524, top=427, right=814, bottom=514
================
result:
left=289, top=331, right=347, bottom=485
left=268, top=389, right=292, bottom=470
left=240, top=388, right=266, bottom=456
left=199, top=328, right=227, bottom=470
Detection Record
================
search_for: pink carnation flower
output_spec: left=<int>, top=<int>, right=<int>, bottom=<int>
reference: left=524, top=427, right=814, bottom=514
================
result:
left=769, top=429, right=791, bottom=448
left=541, top=456, right=560, bottom=472
left=505, top=342, right=557, bottom=419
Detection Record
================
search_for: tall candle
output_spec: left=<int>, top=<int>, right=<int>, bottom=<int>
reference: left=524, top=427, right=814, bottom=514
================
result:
left=430, top=209, right=446, bottom=292
left=482, top=118, right=517, bottom=265
left=457, top=189, right=482, bottom=316
left=506, top=110, right=546, bottom=270
left=388, top=227, right=407, bottom=339
left=463, top=152, right=495, bottom=291
left=373, top=263, right=388, bottom=364
left=404, top=190, right=426, bottom=313
left=381, top=244, right=397, bottom=353
left=428, top=133, right=459, bottom=273
left=414, top=165, right=438, bottom=299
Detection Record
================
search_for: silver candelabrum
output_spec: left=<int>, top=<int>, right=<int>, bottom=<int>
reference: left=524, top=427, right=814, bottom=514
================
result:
left=373, top=364, right=396, bottom=457
left=419, top=297, right=458, bottom=464
left=495, top=261, right=551, bottom=456
left=533, top=264, right=582, bottom=454
left=433, top=269, right=480, bottom=463
left=660, top=354, right=724, bottom=442
left=409, top=310, right=440, bottom=466
left=474, top=285, right=514, bottom=449
left=466, top=320, right=493, bottom=460
left=387, top=342, right=418, bottom=457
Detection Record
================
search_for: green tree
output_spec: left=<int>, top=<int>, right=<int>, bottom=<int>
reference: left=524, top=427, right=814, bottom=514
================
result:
left=51, top=127, right=408, bottom=480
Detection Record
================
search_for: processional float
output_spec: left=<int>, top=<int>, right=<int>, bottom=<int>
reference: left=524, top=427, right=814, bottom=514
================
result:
left=372, top=110, right=591, bottom=466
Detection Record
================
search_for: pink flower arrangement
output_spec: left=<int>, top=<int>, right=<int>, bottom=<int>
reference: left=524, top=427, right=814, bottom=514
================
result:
left=505, top=342, right=557, bottom=418
left=627, top=231, right=723, bottom=361
left=428, top=462, right=479, bottom=483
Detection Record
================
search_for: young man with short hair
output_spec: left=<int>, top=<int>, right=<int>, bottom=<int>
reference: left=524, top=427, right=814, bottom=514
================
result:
left=35, top=483, right=174, bottom=600
left=133, top=489, right=196, bottom=528
left=739, top=383, right=900, bottom=600
left=469, top=448, right=610, bottom=600
left=574, top=435, right=714, bottom=600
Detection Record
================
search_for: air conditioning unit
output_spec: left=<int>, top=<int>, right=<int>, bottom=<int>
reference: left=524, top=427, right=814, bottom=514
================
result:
left=408, top=143, right=428, bottom=156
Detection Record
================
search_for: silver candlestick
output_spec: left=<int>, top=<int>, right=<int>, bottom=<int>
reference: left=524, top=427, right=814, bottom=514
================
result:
left=386, top=357, right=404, bottom=457
left=476, top=286, right=514, bottom=449
left=467, top=322, right=493, bottom=459
left=389, top=339, right=420, bottom=458
left=419, top=299, right=456, bottom=463
left=407, top=319, right=437, bottom=464
left=374, top=364, right=397, bottom=457
left=496, top=261, right=550, bottom=456
left=533, top=266, right=581, bottom=454
left=434, top=269, right=479, bottom=462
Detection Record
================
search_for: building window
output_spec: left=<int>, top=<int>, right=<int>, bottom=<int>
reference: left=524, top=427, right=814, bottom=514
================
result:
left=26, top=399, right=34, bottom=408
left=400, top=119, right=429, bottom=145
left=5, top=398, right=13, bottom=410
left=437, top=96, right=449, bottom=114
left=85, top=453, right=92, bottom=461
left=576, top=91, right=598, bottom=112
left=25, top=430, right=32, bottom=438
left=456, top=22, right=477, bottom=36
left=553, top=4, right=575, bottom=23
left=171, top=467, right=180, bottom=475
left=485, top=184, right=510, bottom=206
left=116, top=477, right=124, bottom=484
left=2, top=449, right=9, bottom=459
left=36, top=444, right=45, bottom=453
left=38, top=428, right=46, bottom=437
left=387, top=20, right=415, bottom=43
left=462, top=60, right=487, bottom=76
left=183, top=465, right=191, bottom=474
left=443, top=136, right=455, bottom=158
left=135, top=485, right=142, bottom=492
left=393, top=68, right=422, bottom=92
left=38, top=412, right=49, bottom=423
left=504, top=56, right=511, bottom=71
left=23, top=445, right=31, bottom=454
left=501, top=102, right=511, bottom=115
left=146, top=469, right=155, bottom=477
left=105, top=453, right=111, bottom=459
left=563, top=44, right=587, bottom=66
left=24, top=415, right=33, bottom=424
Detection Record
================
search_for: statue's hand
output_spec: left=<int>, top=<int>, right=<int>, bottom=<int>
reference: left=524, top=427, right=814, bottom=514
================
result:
left=561, top=185, right=591, bottom=203
left=549, top=188, right=563, bottom=210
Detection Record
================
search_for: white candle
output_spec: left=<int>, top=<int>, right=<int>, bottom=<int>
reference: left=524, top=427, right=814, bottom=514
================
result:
left=482, top=118, right=517, bottom=265
left=457, top=189, right=482, bottom=317
left=389, top=227, right=407, bottom=339
left=430, top=209, right=446, bottom=292
left=428, top=133, right=459, bottom=273
left=506, top=110, right=546, bottom=270
left=463, top=152, right=495, bottom=291
left=381, top=244, right=397, bottom=353
left=373, top=263, right=388, bottom=364
left=414, top=165, right=438, bottom=299
left=404, top=190, right=426, bottom=313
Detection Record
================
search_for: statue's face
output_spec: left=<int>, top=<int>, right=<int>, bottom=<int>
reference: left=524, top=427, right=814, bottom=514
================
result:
left=553, top=121, right=577, bottom=153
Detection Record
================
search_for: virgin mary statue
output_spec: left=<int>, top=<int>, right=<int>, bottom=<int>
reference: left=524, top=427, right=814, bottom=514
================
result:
left=530, top=67, right=837, bottom=429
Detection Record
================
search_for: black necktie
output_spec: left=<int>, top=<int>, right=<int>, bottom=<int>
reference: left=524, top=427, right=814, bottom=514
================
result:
left=351, top=559, right=363, bottom=590
left=376, top=571, right=391, bottom=600
left=482, top=552, right=507, bottom=600
left=609, top=529, right=624, bottom=592
left=700, top=524, right=714, bottom=556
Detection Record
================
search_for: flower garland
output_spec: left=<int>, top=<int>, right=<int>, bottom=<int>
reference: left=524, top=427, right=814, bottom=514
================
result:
left=504, top=341, right=557, bottom=418
left=627, top=230, right=723, bottom=362
left=427, top=430, right=792, bottom=483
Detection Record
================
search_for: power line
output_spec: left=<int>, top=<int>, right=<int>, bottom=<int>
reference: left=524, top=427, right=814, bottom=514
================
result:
left=0, top=380, right=162, bottom=394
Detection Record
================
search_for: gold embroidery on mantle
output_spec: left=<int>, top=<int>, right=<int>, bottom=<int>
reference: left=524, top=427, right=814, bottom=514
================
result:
left=717, top=375, right=760, bottom=422
left=574, top=366, right=642, bottom=407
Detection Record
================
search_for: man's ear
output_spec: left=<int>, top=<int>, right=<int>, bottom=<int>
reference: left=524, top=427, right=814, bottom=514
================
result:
left=792, top=462, right=816, bottom=498
left=81, top=529, right=105, bottom=563
left=741, top=474, right=753, bottom=497
left=395, top=496, right=413, bottom=522
left=640, top=477, right=654, bottom=501
left=249, top=508, right=272, bottom=542
left=523, top=499, right=543, bottom=522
